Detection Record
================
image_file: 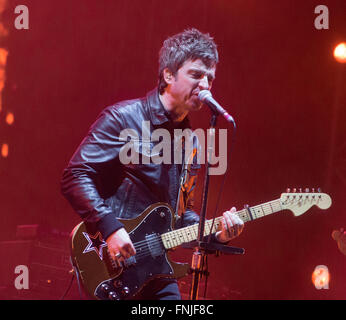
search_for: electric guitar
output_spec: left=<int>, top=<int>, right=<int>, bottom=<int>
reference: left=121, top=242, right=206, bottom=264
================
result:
left=69, top=190, right=332, bottom=300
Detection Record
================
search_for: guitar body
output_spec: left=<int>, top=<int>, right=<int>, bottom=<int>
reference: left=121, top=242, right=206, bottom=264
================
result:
left=70, top=203, right=190, bottom=300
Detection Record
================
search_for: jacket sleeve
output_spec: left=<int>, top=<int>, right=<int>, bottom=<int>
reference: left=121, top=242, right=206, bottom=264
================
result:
left=61, top=106, right=126, bottom=240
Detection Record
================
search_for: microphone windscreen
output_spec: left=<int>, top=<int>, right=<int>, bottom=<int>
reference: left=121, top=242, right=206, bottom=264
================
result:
left=198, top=90, right=212, bottom=101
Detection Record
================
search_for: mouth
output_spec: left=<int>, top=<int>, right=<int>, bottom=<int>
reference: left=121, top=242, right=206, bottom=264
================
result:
left=190, top=95, right=203, bottom=109
left=190, top=91, right=201, bottom=102
left=191, top=90, right=200, bottom=97
left=190, top=94, right=200, bottom=104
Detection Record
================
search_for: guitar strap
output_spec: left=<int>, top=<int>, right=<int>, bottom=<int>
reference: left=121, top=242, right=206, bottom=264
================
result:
left=174, top=135, right=198, bottom=223
left=174, top=157, right=187, bottom=222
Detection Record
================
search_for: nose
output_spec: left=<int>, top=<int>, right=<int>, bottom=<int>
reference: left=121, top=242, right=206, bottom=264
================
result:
left=198, top=75, right=210, bottom=91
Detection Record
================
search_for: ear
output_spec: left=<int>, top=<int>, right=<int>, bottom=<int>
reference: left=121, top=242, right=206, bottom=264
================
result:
left=163, top=68, right=174, bottom=85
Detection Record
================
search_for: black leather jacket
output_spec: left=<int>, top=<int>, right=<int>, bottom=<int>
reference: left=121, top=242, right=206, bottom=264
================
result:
left=61, top=88, right=201, bottom=241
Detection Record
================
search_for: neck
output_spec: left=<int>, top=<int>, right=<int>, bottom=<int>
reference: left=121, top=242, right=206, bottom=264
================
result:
left=159, top=92, right=188, bottom=123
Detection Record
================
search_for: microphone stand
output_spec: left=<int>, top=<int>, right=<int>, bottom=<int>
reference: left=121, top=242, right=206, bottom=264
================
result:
left=189, top=110, right=244, bottom=300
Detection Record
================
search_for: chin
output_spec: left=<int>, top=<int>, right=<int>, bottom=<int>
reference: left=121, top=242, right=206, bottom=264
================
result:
left=189, top=101, right=203, bottom=111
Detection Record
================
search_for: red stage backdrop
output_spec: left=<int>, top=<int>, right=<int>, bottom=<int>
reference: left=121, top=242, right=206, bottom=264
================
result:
left=0, top=0, right=345, bottom=299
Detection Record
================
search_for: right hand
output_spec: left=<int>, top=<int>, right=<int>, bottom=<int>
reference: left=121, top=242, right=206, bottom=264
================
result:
left=106, top=228, right=136, bottom=262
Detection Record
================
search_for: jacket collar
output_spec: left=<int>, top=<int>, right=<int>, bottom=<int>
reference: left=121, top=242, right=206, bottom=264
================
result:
left=146, top=88, right=191, bottom=129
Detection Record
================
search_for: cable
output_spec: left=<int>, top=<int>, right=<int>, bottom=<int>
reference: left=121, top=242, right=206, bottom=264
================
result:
left=74, top=266, right=84, bottom=299
left=59, top=273, right=75, bottom=300
left=203, top=254, right=209, bottom=299
left=207, top=121, right=237, bottom=244
left=203, top=119, right=236, bottom=298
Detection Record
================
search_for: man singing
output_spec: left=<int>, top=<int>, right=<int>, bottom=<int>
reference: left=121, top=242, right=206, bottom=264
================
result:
left=61, top=28, right=244, bottom=300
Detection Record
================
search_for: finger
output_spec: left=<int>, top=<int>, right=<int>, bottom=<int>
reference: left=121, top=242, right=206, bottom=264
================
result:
left=129, top=243, right=136, bottom=256
left=221, top=217, right=228, bottom=231
left=230, top=216, right=244, bottom=236
left=113, top=256, right=126, bottom=268
left=223, top=210, right=231, bottom=219
left=228, top=213, right=243, bottom=227
left=224, top=212, right=234, bottom=229
left=120, top=244, right=132, bottom=259
left=121, top=243, right=136, bottom=259
left=117, top=256, right=126, bottom=266
left=221, top=217, right=229, bottom=236
left=119, top=248, right=131, bottom=259
left=110, top=250, right=122, bottom=262
left=229, top=207, right=237, bottom=213
left=223, top=216, right=234, bottom=238
left=112, top=249, right=127, bottom=264
left=232, top=215, right=243, bottom=230
left=238, top=218, right=244, bottom=232
left=232, top=223, right=240, bottom=236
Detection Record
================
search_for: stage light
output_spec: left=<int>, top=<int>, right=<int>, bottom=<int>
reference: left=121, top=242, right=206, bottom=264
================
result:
left=5, top=112, right=14, bottom=125
left=0, top=48, right=8, bottom=113
left=1, top=143, right=8, bottom=158
left=312, top=265, right=330, bottom=289
left=333, top=42, right=346, bottom=63
left=0, top=48, right=8, bottom=68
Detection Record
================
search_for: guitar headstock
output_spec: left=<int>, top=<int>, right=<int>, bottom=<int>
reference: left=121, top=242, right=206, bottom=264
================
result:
left=280, top=188, right=332, bottom=216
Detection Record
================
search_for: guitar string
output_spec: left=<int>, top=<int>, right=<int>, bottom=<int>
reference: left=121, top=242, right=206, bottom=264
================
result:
left=124, top=220, right=223, bottom=262
left=131, top=201, right=280, bottom=258
left=131, top=221, right=218, bottom=255
left=117, top=203, right=290, bottom=265
left=121, top=233, right=201, bottom=262
left=127, top=206, right=279, bottom=263
left=111, top=241, right=165, bottom=266
left=116, top=225, right=205, bottom=262
left=123, top=200, right=278, bottom=251
left=109, top=201, right=284, bottom=266
left=109, top=198, right=309, bottom=268
left=127, top=203, right=272, bottom=253
left=135, top=196, right=316, bottom=262
left=122, top=218, right=220, bottom=250
left=121, top=217, right=224, bottom=263
left=114, top=198, right=294, bottom=260
left=132, top=229, right=201, bottom=259
left=111, top=211, right=245, bottom=263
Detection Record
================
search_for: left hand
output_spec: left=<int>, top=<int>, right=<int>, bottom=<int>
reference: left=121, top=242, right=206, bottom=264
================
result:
left=215, top=207, right=244, bottom=243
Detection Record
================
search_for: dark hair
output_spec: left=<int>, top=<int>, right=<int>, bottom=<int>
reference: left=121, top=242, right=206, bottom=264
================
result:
left=158, top=28, right=219, bottom=94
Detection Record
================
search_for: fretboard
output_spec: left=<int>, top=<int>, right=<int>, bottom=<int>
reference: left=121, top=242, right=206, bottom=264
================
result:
left=161, top=199, right=282, bottom=249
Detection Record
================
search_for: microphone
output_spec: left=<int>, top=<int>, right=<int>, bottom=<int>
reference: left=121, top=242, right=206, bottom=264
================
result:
left=198, top=90, right=235, bottom=125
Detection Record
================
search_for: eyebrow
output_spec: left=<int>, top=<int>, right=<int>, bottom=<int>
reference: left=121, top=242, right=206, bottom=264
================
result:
left=188, top=67, right=215, bottom=80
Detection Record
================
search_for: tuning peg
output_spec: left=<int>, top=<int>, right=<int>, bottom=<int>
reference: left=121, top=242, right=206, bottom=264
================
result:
left=293, top=188, right=297, bottom=193
left=299, top=188, right=302, bottom=193
left=286, top=188, right=291, bottom=193
left=305, top=188, right=310, bottom=193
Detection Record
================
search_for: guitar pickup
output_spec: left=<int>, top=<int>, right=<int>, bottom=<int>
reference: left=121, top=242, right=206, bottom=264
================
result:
left=145, top=233, right=165, bottom=258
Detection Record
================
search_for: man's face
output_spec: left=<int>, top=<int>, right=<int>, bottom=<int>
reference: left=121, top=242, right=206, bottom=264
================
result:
left=167, top=58, right=216, bottom=112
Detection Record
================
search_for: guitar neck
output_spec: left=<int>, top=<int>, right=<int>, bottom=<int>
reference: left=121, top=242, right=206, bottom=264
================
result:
left=161, top=198, right=282, bottom=249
